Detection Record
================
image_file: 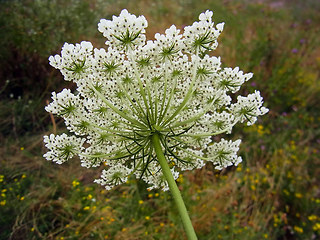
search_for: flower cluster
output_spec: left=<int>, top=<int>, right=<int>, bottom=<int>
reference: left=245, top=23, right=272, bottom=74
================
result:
left=44, top=9, right=268, bottom=191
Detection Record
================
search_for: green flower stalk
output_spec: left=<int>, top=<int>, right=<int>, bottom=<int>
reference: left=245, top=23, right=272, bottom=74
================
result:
left=44, top=9, right=268, bottom=239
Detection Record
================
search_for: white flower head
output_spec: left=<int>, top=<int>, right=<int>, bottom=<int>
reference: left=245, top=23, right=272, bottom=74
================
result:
left=207, top=139, right=242, bottom=170
left=43, top=133, right=85, bottom=164
left=45, top=10, right=268, bottom=190
left=139, top=161, right=179, bottom=191
left=153, top=25, right=183, bottom=62
left=183, top=10, right=224, bottom=54
left=45, top=89, right=80, bottom=118
left=94, top=164, right=132, bottom=190
left=49, top=41, right=94, bottom=82
left=216, top=67, right=253, bottom=93
left=230, top=90, right=269, bottom=125
left=98, top=9, right=148, bottom=51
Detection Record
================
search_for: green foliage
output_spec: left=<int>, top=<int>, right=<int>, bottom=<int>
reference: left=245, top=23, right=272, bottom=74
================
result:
left=0, top=173, right=30, bottom=239
left=0, top=0, right=319, bottom=239
left=0, top=0, right=113, bottom=137
left=0, top=0, right=103, bottom=59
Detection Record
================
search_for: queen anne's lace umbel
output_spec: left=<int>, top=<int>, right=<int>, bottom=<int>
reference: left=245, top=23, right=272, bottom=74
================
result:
left=44, top=9, right=268, bottom=191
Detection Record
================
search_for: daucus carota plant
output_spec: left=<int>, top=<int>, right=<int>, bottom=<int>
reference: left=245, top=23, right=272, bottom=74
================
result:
left=44, top=9, right=268, bottom=239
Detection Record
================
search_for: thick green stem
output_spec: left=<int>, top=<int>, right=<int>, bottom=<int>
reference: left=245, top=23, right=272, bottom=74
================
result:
left=151, top=133, right=198, bottom=240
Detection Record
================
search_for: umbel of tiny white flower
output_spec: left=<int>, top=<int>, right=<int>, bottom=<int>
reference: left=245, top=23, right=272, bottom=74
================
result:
left=44, top=9, right=268, bottom=192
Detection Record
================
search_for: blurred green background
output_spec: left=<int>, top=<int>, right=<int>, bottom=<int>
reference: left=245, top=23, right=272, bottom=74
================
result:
left=0, top=0, right=319, bottom=239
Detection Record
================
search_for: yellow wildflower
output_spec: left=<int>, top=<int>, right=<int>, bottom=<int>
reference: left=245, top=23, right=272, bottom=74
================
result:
left=293, top=226, right=303, bottom=233
left=313, top=223, right=320, bottom=231
left=87, top=194, right=93, bottom=200
left=72, top=180, right=80, bottom=188
left=308, top=215, right=317, bottom=221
